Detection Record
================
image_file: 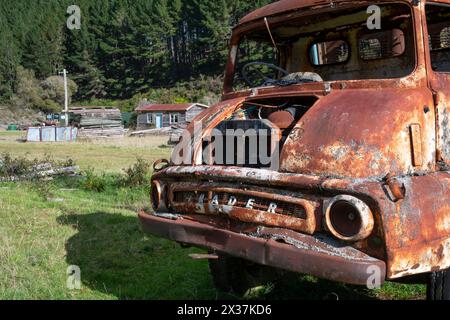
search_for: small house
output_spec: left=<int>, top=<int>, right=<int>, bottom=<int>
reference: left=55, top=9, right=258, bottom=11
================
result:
left=135, top=103, right=209, bottom=130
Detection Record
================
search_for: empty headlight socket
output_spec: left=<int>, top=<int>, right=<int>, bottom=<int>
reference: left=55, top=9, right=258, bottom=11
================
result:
left=323, top=195, right=375, bottom=242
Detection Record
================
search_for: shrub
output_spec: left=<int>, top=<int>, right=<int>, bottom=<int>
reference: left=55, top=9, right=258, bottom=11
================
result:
left=0, top=153, right=35, bottom=178
left=81, top=169, right=107, bottom=193
left=117, top=75, right=223, bottom=112
left=120, top=158, right=151, bottom=188
left=10, top=66, right=78, bottom=113
left=0, top=153, right=77, bottom=182
left=32, top=180, right=55, bottom=201
left=41, top=76, right=78, bottom=110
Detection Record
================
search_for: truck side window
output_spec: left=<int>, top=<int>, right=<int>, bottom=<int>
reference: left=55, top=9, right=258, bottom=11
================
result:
left=310, top=40, right=349, bottom=66
left=426, top=3, right=450, bottom=72
left=359, top=29, right=406, bottom=61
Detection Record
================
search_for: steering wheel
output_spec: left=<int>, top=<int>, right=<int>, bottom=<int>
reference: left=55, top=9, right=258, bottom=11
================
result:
left=241, top=62, right=289, bottom=87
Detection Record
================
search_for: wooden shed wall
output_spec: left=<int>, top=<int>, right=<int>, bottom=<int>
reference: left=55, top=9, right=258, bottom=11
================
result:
left=137, top=111, right=187, bottom=130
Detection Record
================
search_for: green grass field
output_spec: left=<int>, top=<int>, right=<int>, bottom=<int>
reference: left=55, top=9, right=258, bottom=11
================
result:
left=0, top=131, right=426, bottom=300
left=0, top=131, right=170, bottom=173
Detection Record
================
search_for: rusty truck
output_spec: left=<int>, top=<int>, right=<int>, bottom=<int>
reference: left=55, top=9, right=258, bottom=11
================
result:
left=139, top=0, right=450, bottom=300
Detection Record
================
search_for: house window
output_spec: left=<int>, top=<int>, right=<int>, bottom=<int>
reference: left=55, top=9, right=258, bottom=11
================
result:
left=147, top=113, right=153, bottom=124
left=169, top=113, right=180, bottom=124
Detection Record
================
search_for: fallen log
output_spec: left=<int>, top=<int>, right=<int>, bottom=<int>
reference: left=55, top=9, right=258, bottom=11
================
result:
left=0, top=166, right=80, bottom=182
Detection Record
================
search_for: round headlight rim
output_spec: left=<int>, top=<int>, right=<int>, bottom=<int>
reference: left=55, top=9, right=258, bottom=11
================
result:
left=324, top=195, right=374, bottom=242
left=151, top=180, right=163, bottom=212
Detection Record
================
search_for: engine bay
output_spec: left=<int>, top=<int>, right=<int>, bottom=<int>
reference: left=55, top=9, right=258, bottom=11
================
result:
left=202, top=96, right=318, bottom=169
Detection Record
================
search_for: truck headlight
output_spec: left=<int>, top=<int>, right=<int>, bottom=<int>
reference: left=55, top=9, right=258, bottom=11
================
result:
left=324, top=195, right=374, bottom=242
left=151, top=181, right=166, bottom=212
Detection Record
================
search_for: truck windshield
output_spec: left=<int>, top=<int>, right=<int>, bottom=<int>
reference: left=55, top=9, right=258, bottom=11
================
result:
left=232, top=2, right=415, bottom=90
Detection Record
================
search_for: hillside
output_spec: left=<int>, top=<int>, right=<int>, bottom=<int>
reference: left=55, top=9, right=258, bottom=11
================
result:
left=0, top=105, right=43, bottom=128
left=0, top=0, right=274, bottom=114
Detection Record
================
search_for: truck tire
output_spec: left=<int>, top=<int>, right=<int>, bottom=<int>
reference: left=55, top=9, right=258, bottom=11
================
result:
left=208, top=254, right=282, bottom=295
left=427, top=269, right=450, bottom=300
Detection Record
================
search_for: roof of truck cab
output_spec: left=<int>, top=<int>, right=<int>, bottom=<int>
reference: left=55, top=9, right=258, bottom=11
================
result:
left=238, top=0, right=449, bottom=26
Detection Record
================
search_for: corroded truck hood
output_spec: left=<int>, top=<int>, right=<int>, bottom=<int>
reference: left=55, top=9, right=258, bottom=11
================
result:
left=187, top=87, right=435, bottom=180
left=280, top=88, right=436, bottom=179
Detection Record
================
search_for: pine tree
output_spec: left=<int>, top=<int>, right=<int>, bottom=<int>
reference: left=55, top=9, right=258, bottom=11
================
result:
left=22, top=3, right=65, bottom=78
left=0, top=0, right=277, bottom=104
left=0, top=22, right=20, bottom=101
left=65, top=24, right=107, bottom=99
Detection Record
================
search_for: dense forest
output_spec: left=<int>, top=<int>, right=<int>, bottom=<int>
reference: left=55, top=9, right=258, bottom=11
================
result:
left=0, top=0, right=273, bottom=112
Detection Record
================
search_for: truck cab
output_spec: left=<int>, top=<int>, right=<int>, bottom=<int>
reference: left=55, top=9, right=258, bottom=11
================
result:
left=139, top=0, right=450, bottom=299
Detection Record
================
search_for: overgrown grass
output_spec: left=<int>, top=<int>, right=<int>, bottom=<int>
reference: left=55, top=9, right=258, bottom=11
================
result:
left=0, top=131, right=169, bottom=173
left=0, top=131, right=427, bottom=300
left=0, top=152, right=75, bottom=181
left=0, top=183, right=427, bottom=300
left=0, top=178, right=220, bottom=300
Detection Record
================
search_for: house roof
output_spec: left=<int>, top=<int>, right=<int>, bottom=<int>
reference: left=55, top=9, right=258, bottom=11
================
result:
left=135, top=103, right=208, bottom=113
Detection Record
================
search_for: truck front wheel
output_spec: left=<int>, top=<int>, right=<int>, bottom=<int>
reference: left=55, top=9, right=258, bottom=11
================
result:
left=427, top=269, right=450, bottom=300
left=208, top=254, right=283, bottom=295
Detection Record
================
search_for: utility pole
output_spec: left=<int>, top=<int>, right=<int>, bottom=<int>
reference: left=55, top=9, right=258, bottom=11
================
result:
left=59, top=69, right=69, bottom=126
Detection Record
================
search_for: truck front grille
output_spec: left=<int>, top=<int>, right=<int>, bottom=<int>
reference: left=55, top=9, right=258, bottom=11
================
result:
left=168, top=182, right=319, bottom=234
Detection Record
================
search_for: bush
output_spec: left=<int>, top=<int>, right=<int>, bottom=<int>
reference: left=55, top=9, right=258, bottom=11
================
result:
left=10, top=66, right=78, bottom=113
left=41, top=76, right=78, bottom=109
left=117, top=75, right=223, bottom=112
left=120, top=158, right=151, bottom=188
left=32, top=180, right=55, bottom=201
left=75, top=98, right=119, bottom=108
left=81, top=169, right=108, bottom=193
left=79, top=159, right=151, bottom=193
left=0, top=153, right=35, bottom=178
left=0, top=153, right=77, bottom=182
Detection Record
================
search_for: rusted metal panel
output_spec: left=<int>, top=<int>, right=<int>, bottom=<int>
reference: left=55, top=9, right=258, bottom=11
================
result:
left=151, top=166, right=450, bottom=279
left=139, top=211, right=386, bottom=285
left=141, top=0, right=450, bottom=288
left=280, top=88, right=436, bottom=179
left=237, top=0, right=429, bottom=27
left=431, top=90, right=450, bottom=169
left=167, top=182, right=321, bottom=234
left=410, top=124, right=423, bottom=166
left=379, top=172, right=450, bottom=278
left=152, top=166, right=387, bottom=261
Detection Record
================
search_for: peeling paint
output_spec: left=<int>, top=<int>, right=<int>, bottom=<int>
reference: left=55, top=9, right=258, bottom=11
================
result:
left=142, top=0, right=450, bottom=286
